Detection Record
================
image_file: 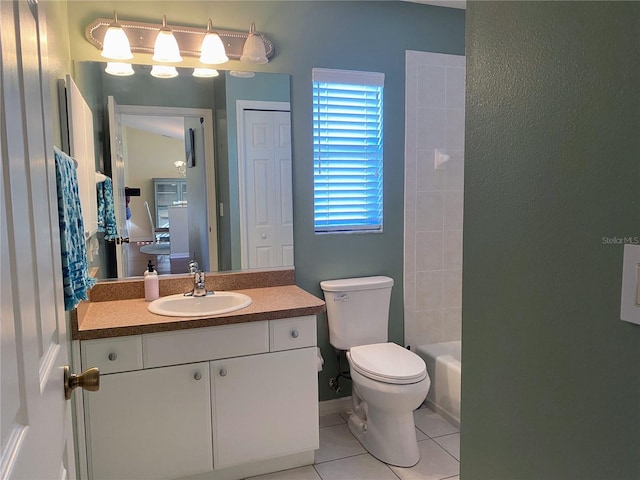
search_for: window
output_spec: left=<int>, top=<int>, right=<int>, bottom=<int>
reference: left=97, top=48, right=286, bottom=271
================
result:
left=312, top=68, right=384, bottom=233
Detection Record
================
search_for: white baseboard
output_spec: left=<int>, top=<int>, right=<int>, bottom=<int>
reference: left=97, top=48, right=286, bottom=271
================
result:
left=179, top=451, right=314, bottom=480
left=319, top=396, right=352, bottom=417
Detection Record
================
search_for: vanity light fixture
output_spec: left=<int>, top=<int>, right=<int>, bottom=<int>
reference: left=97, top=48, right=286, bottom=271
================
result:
left=200, top=19, right=228, bottom=64
left=240, top=22, right=268, bottom=64
left=229, top=70, right=255, bottom=78
left=150, top=65, right=179, bottom=79
left=193, top=68, right=219, bottom=78
left=86, top=17, right=274, bottom=62
left=101, top=11, right=133, bottom=60
left=152, top=15, right=183, bottom=63
left=105, top=62, right=134, bottom=76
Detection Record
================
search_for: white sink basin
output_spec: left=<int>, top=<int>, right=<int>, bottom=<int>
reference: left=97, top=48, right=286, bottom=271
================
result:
left=148, top=292, right=252, bottom=317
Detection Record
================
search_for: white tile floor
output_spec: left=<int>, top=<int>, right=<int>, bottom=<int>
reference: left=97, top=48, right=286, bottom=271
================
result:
left=248, top=406, right=460, bottom=480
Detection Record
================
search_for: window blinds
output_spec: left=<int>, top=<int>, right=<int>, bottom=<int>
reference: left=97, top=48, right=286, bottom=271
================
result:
left=312, top=68, right=385, bottom=233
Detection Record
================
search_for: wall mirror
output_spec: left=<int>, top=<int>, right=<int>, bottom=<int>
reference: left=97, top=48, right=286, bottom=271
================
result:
left=72, top=62, right=293, bottom=280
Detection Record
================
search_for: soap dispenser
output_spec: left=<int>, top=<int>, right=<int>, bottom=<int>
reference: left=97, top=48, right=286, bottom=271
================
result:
left=144, top=260, right=159, bottom=302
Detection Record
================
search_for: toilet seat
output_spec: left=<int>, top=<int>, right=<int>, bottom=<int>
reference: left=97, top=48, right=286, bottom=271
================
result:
left=349, top=342, right=427, bottom=385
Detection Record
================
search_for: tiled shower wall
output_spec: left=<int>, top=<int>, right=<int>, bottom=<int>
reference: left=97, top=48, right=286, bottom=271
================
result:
left=404, top=50, right=465, bottom=347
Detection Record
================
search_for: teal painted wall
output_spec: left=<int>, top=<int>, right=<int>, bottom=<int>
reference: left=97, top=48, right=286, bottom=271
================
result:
left=66, top=1, right=465, bottom=401
left=462, top=2, right=640, bottom=478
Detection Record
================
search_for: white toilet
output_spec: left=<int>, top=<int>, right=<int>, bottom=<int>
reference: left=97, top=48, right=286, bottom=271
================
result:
left=320, top=276, right=430, bottom=467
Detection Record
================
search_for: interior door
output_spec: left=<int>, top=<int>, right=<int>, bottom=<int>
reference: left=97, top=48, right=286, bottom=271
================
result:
left=241, top=110, right=293, bottom=268
left=107, top=96, right=129, bottom=277
left=0, top=1, right=75, bottom=478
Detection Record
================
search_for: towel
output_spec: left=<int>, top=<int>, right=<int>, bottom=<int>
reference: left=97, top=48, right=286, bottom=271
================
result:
left=97, top=177, right=118, bottom=240
left=54, top=147, right=96, bottom=310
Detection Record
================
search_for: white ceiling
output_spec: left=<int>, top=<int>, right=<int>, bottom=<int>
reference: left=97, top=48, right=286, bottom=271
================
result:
left=121, top=115, right=185, bottom=140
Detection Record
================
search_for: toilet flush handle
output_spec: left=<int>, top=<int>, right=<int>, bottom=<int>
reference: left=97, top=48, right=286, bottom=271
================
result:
left=334, top=294, right=349, bottom=302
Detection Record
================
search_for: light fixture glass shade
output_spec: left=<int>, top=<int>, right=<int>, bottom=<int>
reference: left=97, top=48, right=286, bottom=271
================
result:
left=152, top=15, right=182, bottom=63
left=193, top=68, right=219, bottom=78
left=240, top=22, right=268, bottom=64
left=229, top=70, right=255, bottom=78
left=150, top=65, right=179, bottom=79
left=105, top=62, right=134, bottom=76
left=200, top=19, right=228, bottom=64
left=101, top=13, right=133, bottom=60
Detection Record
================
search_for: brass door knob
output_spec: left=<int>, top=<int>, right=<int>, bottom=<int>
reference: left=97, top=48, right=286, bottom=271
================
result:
left=64, top=366, right=100, bottom=400
left=116, top=237, right=130, bottom=244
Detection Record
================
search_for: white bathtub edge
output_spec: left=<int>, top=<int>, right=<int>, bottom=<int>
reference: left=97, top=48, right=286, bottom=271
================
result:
left=416, top=341, right=461, bottom=428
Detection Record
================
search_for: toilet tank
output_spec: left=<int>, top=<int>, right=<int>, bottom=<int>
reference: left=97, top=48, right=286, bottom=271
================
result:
left=320, top=276, right=394, bottom=350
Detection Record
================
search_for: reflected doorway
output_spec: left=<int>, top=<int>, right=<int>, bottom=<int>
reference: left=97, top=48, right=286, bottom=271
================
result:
left=107, top=104, right=218, bottom=277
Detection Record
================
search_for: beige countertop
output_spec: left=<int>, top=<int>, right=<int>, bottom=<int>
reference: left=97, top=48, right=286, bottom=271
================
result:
left=73, top=284, right=326, bottom=340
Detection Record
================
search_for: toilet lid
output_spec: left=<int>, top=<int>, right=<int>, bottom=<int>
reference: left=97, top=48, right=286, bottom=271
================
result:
left=349, top=342, right=427, bottom=385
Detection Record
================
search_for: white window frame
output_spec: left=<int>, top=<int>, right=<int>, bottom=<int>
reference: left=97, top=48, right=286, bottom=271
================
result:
left=312, top=68, right=385, bottom=234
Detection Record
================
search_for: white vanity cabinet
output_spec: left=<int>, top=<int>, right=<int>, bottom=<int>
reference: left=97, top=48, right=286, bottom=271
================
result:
left=84, top=363, right=213, bottom=480
left=78, top=316, right=318, bottom=480
left=212, top=347, right=318, bottom=469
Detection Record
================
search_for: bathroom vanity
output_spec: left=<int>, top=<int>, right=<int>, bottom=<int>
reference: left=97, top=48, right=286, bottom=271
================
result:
left=71, top=269, right=325, bottom=480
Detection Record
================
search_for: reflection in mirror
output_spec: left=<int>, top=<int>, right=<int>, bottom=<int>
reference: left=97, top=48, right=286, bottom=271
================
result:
left=72, top=62, right=293, bottom=280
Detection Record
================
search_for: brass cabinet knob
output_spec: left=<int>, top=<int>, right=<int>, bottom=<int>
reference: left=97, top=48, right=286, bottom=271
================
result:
left=64, top=366, right=100, bottom=400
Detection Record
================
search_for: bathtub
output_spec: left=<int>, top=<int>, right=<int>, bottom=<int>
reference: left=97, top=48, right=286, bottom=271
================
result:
left=416, top=341, right=461, bottom=427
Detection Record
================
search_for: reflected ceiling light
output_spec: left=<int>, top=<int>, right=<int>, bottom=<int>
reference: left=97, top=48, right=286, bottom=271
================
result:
left=150, top=65, right=178, bottom=79
left=105, top=62, right=134, bottom=76
left=174, top=160, right=186, bottom=176
left=229, top=70, right=255, bottom=78
left=200, top=19, right=228, bottom=65
left=101, top=11, right=133, bottom=60
left=193, top=68, right=219, bottom=78
left=240, top=22, right=268, bottom=64
left=152, top=15, right=183, bottom=63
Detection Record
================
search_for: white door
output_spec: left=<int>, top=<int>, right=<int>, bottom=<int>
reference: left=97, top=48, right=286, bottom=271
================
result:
left=0, top=1, right=75, bottom=478
left=107, top=96, right=130, bottom=277
left=241, top=109, right=293, bottom=268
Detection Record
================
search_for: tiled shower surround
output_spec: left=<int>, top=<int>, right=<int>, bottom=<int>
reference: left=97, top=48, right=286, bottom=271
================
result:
left=404, top=50, right=465, bottom=347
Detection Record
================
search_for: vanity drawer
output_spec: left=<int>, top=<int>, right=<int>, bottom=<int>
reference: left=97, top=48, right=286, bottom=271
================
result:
left=142, top=321, right=269, bottom=368
left=81, top=336, right=143, bottom=374
left=269, top=316, right=317, bottom=352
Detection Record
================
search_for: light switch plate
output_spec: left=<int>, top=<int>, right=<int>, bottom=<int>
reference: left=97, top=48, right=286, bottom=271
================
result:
left=620, top=244, right=640, bottom=325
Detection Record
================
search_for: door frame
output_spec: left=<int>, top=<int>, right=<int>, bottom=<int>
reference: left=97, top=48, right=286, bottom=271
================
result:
left=113, top=104, right=218, bottom=273
left=236, top=100, right=290, bottom=269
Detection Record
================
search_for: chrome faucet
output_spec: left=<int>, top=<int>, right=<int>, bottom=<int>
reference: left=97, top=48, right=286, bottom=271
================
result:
left=188, top=259, right=199, bottom=274
left=184, top=269, right=210, bottom=297
left=192, top=270, right=208, bottom=297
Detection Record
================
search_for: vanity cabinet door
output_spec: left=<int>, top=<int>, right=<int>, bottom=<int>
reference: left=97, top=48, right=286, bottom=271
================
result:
left=84, top=363, right=213, bottom=479
left=211, top=347, right=319, bottom=469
